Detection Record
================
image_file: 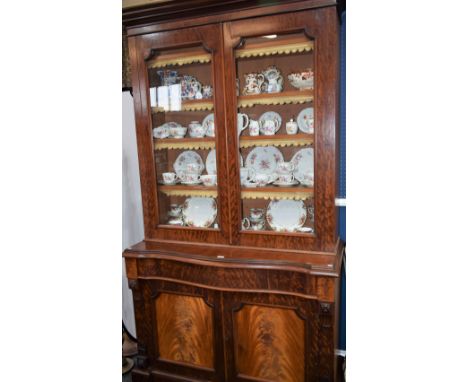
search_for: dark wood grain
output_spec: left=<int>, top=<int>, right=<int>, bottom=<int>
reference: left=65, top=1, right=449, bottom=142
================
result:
left=234, top=304, right=305, bottom=381
left=155, top=293, right=214, bottom=368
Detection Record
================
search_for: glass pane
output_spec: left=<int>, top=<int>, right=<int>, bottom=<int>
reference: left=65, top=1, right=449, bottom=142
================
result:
left=235, top=33, right=315, bottom=234
left=147, top=45, right=219, bottom=229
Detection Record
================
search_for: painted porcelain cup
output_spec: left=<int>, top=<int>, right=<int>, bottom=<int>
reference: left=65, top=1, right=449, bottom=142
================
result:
left=183, top=172, right=200, bottom=183
left=162, top=172, right=178, bottom=184
left=249, top=120, right=260, bottom=136
left=277, top=173, right=295, bottom=184
left=170, top=126, right=187, bottom=138
left=200, top=174, right=217, bottom=186
left=276, top=161, right=295, bottom=174
left=188, top=121, right=206, bottom=138
left=253, top=173, right=275, bottom=186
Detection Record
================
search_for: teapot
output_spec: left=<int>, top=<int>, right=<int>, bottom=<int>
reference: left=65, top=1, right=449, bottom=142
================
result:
left=261, top=66, right=283, bottom=93
left=243, top=73, right=264, bottom=95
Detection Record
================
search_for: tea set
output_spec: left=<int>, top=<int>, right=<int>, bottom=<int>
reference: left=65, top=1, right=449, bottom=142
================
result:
left=157, top=70, right=212, bottom=100
left=242, top=66, right=284, bottom=95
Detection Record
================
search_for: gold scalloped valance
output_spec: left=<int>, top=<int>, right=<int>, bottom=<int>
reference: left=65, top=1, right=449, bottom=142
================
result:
left=241, top=190, right=313, bottom=201
left=154, top=140, right=215, bottom=150
left=236, top=40, right=314, bottom=59
left=238, top=92, right=313, bottom=109
left=239, top=136, right=313, bottom=149
left=160, top=189, right=218, bottom=198
left=148, top=53, right=211, bottom=69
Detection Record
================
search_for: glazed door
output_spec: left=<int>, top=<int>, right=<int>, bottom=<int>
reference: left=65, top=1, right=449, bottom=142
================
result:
left=129, top=24, right=230, bottom=244
left=223, top=8, right=339, bottom=252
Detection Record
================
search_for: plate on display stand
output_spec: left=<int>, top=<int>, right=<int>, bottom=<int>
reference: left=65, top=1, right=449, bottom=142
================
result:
left=173, top=151, right=204, bottom=177
left=297, top=107, right=314, bottom=134
left=202, top=113, right=215, bottom=137
left=182, top=197, right=217, bottom=228
left=245, top=146, right=284, bottom=176
left=290, top=148, right=314, bottom=183
left=206, top=149, right=243, bottom=175
left=266, top=199, right=307, bottom=232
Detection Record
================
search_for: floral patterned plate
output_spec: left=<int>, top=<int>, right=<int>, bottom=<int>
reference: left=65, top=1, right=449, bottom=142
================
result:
left=206, top=149, right=243, bottom=175
left=202, top=113, right=215, bottom=137
left=173, top=150, right=204, bottom=177
left=245, top=146, right=284, bottom=176
left=182, top=197, right=217, bottom=228
left=266, top=200, right=307, bottom=232
left=297, top=107, right=314, bottom=134
left=291, top=148, right=314, bottom=183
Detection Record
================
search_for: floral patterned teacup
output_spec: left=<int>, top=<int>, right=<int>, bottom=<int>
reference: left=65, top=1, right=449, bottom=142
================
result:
left=186, top=163, right=203, bottom=174
left=200, top=174, right=217, bottom=186
left=162, top=172, right=178, bottom=184
left=253, top=173, right=275, bottom=186
left=277, top=173, right=295, bottom=184
left=276, top=161, right=295, bottom=174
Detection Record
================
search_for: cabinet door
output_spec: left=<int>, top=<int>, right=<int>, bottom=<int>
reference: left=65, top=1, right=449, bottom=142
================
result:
left=133, top=279, right=226, bottom=381
left=223, top=292, right=335, bottom=382
left=128, top=24, right=230, bottom=244
left=222, top=8, right=339, bottom=252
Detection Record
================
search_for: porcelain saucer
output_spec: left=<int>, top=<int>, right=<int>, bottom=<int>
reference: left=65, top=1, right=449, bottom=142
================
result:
left=273, top=179, right=299, bottom=187
left=181, top=180, right=202, bottom=185
left=243, top=182, right=258, bottom=188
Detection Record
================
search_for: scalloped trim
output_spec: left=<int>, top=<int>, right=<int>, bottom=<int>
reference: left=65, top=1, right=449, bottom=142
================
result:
left=236, top=42, right=314, bottom=59
left=238, top=95, right=313, bottom=109
left=160, top=189, right=218, bottom=198
left=154, top=141, right=215, bottom=151
left=239, top=137, right=313, bottom=149
left=148, top=54, right=211, bottom=69
left=241, top=191, right=313, bottom=201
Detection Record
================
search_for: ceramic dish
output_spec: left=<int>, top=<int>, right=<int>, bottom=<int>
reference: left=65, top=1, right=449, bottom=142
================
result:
left=167, top=218, right=184, bottom=226
left=259, top=111, right=282, bottom=134
left=290, top=148, right=314, bottom=184
left=206, top=149, right=243, bottom=175
left=173, top=151, right=204, bottom=177
left=245, top=146, right=284, bottom=176
left=297, top=107, right=314, bottom=134
left=153, top=125, right=170, bottom=139
left=202, top=113, right=215, bottom=137
left=272, top=179, right=299, bottom=187
left=288, top=69, right=314, bottom=90
left=266, top=200, right=307, bottom=232
left=182, top=197, right=217, bottom=228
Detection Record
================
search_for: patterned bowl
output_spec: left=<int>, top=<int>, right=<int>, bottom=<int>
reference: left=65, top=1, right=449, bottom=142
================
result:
left=288, top=70, right=314, bottom=90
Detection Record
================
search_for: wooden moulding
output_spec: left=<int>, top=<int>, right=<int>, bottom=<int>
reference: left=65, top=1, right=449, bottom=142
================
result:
left=239, top=133, right=313, bottom=148
left=154, top=137, right=215, bottom=150
left=241, top=186, right=313, bottom=200
left=238, top=90, right=313, bottom=108
left=152, top=99, right=214, bottom=113
left=147, top=49, right=211, bottom=69
left=159, top=185, right=218, bottom=198
left=235, top=35, right=314, bottom=59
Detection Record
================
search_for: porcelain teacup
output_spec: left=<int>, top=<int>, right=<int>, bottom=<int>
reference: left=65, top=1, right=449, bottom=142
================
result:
left=253, top=173, right=274, bottom=187
left=162, top=172, right=178, bottom=184
left=276, top=161, right=295, bottom=174
left=200, top=174, right=217, bottom=186
left=170, top=126, right=187, bottom=138
left=277, top=173, right=295, bottom=184
left=249, top=120, right=260, bottom=136
left=183, top=173, right=200, bottom=183
left=286, top=119, right=298, bottom=135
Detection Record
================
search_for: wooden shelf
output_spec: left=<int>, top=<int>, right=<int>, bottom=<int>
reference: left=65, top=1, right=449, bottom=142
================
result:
left=152, top=99, right=214, bottom=113
left=154, top=137, right=215, bottom=150
left=148, top=47, right=211, bottom=68
left=235, top=35, right=314, bottom=59
left=241, top=186, right=313, bottom=200
left=238, top=90, right=313, bottom=108
left=159, top=185, right=218, bottom=198
left=239, top=133, right=313, bottom=148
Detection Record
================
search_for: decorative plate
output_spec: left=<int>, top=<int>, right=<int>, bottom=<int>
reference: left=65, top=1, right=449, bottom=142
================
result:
left=245, top=146, right=284, bottom=176
left=202, top=113, right=215, bottom=137
left=291, top=148, right=314, bottom=183
left=259, top=111, right=282, bottom=134
left=173, top=151, right=204, bottom=177
left=182, top=197, right=217, bottom=228
left=266, top=200, right=307, bottom=232
left=206, top=149, right=243, bottom=175
left=297, top=107, right=314, bottom=134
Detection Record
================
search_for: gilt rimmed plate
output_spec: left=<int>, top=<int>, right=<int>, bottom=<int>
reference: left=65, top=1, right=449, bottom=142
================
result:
left=206, top=149, right=243, bottom=175
left=202, top=113, right=215, bottom=137
left=259, top=111, right=282, bottom=134
left=266, top=200, right=307, bottom=232
left=245, top=146, right=284, bottom=176
left=173, top=151, right=204, bottom=177
left=291, top=148, right=314, bottom=183
left=297, top=107, right=314, bottom=134
left=182, top=197, right=217, bottom=228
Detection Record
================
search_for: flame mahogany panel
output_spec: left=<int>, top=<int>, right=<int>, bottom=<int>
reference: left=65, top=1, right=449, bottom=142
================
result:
left=155, top=293, right=214, bottom=368
left=234, top=304, right=305, bottom=382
